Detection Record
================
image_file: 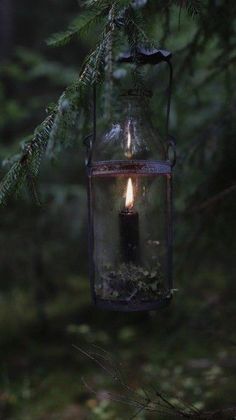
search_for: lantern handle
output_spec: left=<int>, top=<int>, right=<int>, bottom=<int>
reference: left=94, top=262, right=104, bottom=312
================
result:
left=92, top=84, right=97, bottom=147
left=83, top=85, right=97, bottom=166
left=165, top=61, right=176, bottom=168
left=165, top=59, right=173, bottom=140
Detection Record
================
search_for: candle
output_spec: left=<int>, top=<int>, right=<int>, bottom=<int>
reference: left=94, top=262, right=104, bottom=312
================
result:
left=119, top=178, right=140, bottom=263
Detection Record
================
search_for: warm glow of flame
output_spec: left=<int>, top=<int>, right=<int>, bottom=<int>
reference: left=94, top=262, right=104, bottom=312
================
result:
left=125, top=178, right=134, bottom=210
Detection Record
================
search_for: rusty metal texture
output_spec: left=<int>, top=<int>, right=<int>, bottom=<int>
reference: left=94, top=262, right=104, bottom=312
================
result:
left=88, top=160, right=172, bottom=177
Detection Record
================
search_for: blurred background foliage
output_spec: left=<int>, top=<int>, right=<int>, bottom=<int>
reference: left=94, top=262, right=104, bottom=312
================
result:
left=0, top=0, right=235, bottom=418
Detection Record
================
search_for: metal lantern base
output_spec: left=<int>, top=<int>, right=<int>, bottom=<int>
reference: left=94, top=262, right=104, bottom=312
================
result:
left=94, top=296, right=172, bottom=312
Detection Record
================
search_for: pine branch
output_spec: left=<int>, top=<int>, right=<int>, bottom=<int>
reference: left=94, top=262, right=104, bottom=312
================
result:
left=0, top=112, right=55, bottom=205
left=78, top=15, right=118, bottom=86
left=78, top=36, right=108, bottom=86
left=0, top=1, right=120, bottom=206
left=47, top=10, right=106, bottom=48
left=123, top=6, right=156, bottom=55
left=46, top=93, right=82, bottom=157
left=47, top=0, right=134, bottom=48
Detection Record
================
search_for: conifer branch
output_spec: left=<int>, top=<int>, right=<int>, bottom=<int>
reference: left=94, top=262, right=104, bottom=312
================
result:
left=0, top=1, right=121, bottom=205
left=0, top=112, right=56, bottom=205
left=46, top=10, right=106, bottom=48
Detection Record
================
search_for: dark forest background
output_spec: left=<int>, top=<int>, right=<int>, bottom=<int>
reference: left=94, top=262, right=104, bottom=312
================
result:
left=0, top=0, right=235, bottom=418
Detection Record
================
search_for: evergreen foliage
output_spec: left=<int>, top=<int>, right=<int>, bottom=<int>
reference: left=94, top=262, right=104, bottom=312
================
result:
left=0, top=111, right=56, bottom=205
left=0, top=0, right=233, bottom=206
left=46, top=9, right=107, bottom=48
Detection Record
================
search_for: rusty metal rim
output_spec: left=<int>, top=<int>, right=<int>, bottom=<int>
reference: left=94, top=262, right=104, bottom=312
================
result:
left=87, top=160, right=172, bottom=177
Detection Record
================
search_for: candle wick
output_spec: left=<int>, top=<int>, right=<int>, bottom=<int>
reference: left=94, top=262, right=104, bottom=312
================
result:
left=125, top=202, right=134, bottom=212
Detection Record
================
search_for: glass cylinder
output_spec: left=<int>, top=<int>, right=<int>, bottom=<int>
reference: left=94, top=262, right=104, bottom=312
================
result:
left=87, top=92, right=173, bottom=311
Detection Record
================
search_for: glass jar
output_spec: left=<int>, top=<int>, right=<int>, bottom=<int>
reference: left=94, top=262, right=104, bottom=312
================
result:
left=87, top=91, right=173, bottom=311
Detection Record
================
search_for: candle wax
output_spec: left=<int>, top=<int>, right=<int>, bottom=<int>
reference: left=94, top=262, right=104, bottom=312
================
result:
left=119, top=209, right=140, bottom=263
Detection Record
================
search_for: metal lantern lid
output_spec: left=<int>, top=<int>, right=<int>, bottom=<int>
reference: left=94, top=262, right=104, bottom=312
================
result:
left=84, top=48, right=176, bottom=311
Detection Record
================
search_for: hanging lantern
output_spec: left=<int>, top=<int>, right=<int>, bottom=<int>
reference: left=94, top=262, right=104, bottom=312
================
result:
left=84, top=48, right=176, bottom=311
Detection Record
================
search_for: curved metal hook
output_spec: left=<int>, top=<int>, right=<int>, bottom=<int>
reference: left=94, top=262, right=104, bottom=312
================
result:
left=83, top=85, right=97, bottom=167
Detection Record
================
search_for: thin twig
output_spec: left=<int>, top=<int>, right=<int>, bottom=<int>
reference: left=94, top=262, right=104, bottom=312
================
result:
left=189, top=184, right=236, bottom=213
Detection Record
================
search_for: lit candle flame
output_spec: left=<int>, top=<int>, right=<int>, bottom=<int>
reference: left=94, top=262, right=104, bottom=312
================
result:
left=125, top=178, right=134, bottom=210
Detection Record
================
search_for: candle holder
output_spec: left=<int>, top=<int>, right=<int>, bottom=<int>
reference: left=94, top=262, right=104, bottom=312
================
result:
left=84, top=48, right=176, bottom=311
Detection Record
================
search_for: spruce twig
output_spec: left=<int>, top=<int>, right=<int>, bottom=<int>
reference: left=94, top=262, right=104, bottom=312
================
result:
left=0, top=112, right=56, bottom=205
